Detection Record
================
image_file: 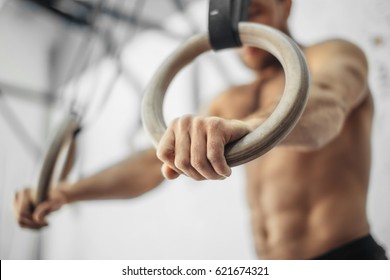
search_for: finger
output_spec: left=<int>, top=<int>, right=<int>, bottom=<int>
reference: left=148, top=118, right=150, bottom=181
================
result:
left=13, top=189, right=33, bottom=220
left=174, top=118, right=205, bottom=180
left=13, top=188, right=48, bottom=229
left=157, top=124, right=176, bottom=167
left=207, top=126, right=232, bottom=177
left=190, top=123, right=225, bottom=180
left=14, top=193, right=33, bottom=228
left=17, top=214, right=35, bottom=228
left=19, top=217, right=45, bottom=229
left=224, top=119, right=252, bottom=143
left=33, top=202, right=52, bottom=225
left=161, top=164, right=180, bottom=180
left=156, top=125, right=183, bottom=177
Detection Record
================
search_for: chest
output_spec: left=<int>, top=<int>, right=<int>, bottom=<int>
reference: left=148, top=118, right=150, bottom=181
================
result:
left=222, top=75, right=285, bottom=120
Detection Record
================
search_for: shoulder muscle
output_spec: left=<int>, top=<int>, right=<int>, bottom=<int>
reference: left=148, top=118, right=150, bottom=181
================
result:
left=305, top=39, right=369, bottom=113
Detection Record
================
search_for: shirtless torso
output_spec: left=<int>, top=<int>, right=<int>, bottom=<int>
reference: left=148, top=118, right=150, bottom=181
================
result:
left=208, top=41, right=373, bottom=259
left=14, top=0, right=383, bottom=260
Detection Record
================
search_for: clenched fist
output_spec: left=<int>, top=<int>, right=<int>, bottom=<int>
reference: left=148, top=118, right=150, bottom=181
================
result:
left=157, top=115, right=252, bottom=180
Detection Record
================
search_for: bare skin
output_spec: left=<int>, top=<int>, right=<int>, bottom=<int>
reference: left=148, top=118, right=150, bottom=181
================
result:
left=157, top=0, right=373, bottom=259
left=13, top=149, right=164, bottom=229
left=207, top=43, right=373, bottom=259
left=14, top=0, right=373, bottom=260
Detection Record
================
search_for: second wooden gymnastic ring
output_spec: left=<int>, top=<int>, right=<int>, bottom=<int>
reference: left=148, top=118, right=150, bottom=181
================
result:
left=35, top=114, right=80, bottom=205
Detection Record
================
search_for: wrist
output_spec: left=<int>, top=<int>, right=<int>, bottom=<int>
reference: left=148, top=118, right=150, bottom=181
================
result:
left=55, top=182, right=76, bottom=205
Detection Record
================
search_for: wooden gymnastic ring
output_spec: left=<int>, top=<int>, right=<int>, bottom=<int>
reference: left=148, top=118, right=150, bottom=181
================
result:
left=142, top=22, right=310, bottom=167
left=35, top=114, right=80, bottom=205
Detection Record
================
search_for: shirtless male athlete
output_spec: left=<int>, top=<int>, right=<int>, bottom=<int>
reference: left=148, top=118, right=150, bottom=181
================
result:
left=13, top=0, right=388, bottom=260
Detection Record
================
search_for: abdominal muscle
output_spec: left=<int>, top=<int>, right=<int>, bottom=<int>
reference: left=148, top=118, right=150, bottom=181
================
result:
left=210, top=70, right=374, bottom=259
left=245, top=144, right=370, bottom=260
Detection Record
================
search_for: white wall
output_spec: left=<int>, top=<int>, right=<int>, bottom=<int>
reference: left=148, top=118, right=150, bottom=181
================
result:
left=38, top=24, right=257, bottom=259
left=0, top=2, right=62, bottom=259
left=1, top=0, right=390, bottom=260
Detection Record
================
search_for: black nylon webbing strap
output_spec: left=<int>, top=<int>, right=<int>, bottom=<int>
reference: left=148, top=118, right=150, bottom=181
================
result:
left=208, top=0, right=249, bottom=51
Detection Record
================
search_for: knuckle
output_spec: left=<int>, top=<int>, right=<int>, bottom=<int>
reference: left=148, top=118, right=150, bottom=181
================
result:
left=207, top=148, right=223, bottom=164
left=191, top=157, right=206, bottom=170
left=193, top=117, right=204, bottom=130
left=178, top=115, right=193, bottom=128
left=175, top=158, right=190, bottom=170
left=156, top=148, right=174, bottom=163
left=32, top=212, right=40, bottom=221
left=156, top=149, right=166, bottom=161
left=207, top=117, right=223, bottom=131
left=170, top=117, right=180, bottom=128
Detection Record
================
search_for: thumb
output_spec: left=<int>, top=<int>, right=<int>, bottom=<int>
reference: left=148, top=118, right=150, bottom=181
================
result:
left=32, top=201, right=53, bottom=226
left=161, top=163, right=181, bottom=180
left=223, top=119, right=252, bottom=143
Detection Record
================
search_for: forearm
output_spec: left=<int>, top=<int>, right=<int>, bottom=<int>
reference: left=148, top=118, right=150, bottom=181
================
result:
left=58, top=148, right=164, bottom=203
left=279, top=93, right=345, bottom=149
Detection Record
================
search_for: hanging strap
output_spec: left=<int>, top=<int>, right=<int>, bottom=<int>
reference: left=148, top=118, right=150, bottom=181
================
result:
left=208, top=0, right=249, bottom=50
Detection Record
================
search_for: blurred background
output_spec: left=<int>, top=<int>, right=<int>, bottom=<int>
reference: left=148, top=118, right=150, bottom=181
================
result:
left=0, top=0, right=389, bottom=259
